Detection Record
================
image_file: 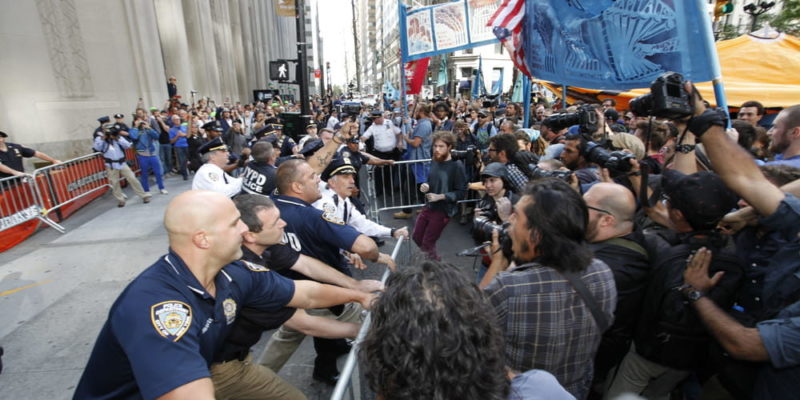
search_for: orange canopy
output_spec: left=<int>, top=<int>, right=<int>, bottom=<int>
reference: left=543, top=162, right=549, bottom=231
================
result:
left=538, top=33, right=800, bottom=110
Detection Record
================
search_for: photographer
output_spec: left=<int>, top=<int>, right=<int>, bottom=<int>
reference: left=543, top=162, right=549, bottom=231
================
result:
left=470, top=133, right=531, bottom=194
left=93, top=124, right=151, bottom=207
left=483, top=178, right=616, bottom=399
left=129, top=119, right=167, bottom=195
left=473, top=163, right=518, bottom=284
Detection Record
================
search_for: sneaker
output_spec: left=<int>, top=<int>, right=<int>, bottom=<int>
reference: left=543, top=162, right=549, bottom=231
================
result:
left=117, top=201, right=126, bottom=208
left=160, top=189, right=168, bottom=195
left=393, top=211, right=411, bottom=219
left=143, top=196, right=152, bottom=204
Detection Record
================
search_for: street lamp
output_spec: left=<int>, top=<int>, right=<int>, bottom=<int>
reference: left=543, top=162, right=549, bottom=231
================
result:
left=743, top=1, right=776, bottom=32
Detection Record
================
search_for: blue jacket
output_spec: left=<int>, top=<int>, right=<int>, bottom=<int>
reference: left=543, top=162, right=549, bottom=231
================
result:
left=129, top=128, right=159, bottom=155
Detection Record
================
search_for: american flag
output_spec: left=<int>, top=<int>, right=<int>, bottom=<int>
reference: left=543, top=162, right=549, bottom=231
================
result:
left=488, top=0, right=531, bottom=77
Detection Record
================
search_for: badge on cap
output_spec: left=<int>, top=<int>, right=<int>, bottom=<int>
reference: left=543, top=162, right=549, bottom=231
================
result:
left=151, top=301, right=193, bottom=342
left=222, top=298, right=237, bottom=325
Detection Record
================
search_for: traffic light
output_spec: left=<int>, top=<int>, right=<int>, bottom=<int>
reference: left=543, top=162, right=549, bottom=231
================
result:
left=714, top=0, right=734, bottom=20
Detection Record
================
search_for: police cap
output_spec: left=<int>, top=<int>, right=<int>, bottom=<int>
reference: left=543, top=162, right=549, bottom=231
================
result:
left=97, top=116, right=110, bottom=124
left=202, top=120, right=224, bottom=132
left=321, top=157, right=357, bottom=181
left=198, top=137, right=228, bottom=155
left=300, top=138, right=324, bottom=157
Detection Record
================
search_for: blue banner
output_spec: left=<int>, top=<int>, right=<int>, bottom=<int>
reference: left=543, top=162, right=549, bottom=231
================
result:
left=523, top=0, right=716, bottom=90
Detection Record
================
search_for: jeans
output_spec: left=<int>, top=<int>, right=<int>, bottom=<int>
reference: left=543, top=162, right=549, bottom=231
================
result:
left=174, top=146, right=189, bottom=179
left=136, top=154, right=164, bottom=192
left=159, top=143, right=173, bottom=175
left=412, top=207, right=450, bottom=260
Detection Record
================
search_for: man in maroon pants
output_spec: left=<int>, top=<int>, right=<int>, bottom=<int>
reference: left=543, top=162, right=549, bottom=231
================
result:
left=412, top=131, right=467, bottom=260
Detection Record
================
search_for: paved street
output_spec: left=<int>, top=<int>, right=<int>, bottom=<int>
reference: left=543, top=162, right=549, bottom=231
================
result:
left=0, top=174, right=479, bottom=399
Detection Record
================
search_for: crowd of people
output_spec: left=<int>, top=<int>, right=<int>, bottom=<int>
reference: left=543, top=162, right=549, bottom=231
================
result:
left=10, top=73, right=791, bottom=399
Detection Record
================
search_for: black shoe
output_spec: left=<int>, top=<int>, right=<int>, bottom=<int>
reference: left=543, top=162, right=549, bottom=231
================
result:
left=371, top=236, right=386, bottom=247
left=312, top=365, right=340, bottom=386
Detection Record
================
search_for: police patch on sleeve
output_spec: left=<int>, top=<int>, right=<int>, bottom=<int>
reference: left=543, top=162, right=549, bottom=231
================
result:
left=321, top=202, right=344, bottom=225
left=151, top=301, right=193, bottom=342
left=208, top=172, right=219, bottom=182
left=223, top=298, right=237, bottom=325
left=243, top=260, right=269, bottom=272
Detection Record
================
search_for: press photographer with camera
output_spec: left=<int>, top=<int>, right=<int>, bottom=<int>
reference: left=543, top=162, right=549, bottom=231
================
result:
left=129, top=118, right=167, bottom=195
left=472, top=162, right=518, bottom=284
left=483, top=178, right=617, bottom=399
left=93, top=123, right=151, bottom=207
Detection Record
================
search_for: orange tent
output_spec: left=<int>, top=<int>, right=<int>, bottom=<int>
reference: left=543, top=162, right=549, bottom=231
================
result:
left=538, top=33, right=800, bottom=110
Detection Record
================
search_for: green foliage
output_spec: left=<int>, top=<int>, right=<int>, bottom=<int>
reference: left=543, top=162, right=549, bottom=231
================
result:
left=768, top=0, right=800, bottom=36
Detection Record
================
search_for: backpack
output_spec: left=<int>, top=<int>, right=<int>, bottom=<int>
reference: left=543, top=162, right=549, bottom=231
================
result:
left=633, top=235, right=743, bottom=370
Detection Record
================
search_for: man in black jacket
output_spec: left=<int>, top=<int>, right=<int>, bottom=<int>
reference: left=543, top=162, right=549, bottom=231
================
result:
left=583, top=182, right=651, bottom=392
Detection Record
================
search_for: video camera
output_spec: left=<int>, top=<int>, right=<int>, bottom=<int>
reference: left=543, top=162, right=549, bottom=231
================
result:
left=629, top=72, right=693, bottom=120
left=481, top=94, right=500, bottom=109
left=542, top=104, right=599, bottom=134
left=472, top=216, right=513, bottom=260
left=450, top=145, right=481, bottom=167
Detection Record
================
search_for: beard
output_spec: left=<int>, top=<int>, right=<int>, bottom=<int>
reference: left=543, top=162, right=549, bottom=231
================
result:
left=433, top=151, right=449, bottom=162
left=769, top=134, right=788, bottom=154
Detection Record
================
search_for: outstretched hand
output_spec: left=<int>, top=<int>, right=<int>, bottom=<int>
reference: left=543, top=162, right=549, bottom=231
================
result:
left=684, top=247, right=724, bottom=293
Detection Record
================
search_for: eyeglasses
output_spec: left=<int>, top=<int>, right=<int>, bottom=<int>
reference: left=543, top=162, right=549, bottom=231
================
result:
left=587, top=205, right=613, bottom=216
left=487, top=148, right=497, bottom=153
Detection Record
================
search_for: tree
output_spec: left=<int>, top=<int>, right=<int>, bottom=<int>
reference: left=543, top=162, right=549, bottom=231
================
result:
left=766, top=0, right=800, bottom=36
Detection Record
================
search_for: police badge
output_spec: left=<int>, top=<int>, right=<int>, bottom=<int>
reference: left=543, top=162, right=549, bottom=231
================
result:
left=208, top=172, right=219, bottom=182
left=321, top=202, right=344, bottom=224
left=151, top=301, right=193, bottom=342
left=242, top=260, right=269, bottom=272
left=222, top=298, right=237, bottom=325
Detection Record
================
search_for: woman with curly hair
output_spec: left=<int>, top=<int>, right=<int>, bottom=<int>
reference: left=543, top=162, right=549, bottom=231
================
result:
left=360, top=261, right=573, bottom=400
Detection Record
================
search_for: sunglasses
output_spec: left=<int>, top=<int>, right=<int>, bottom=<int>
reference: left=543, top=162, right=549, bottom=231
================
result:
left=587, top=205, right=613, bottom=216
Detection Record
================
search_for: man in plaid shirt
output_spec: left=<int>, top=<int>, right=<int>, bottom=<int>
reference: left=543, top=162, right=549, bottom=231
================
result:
left=484, top=179, right=617, bottom=400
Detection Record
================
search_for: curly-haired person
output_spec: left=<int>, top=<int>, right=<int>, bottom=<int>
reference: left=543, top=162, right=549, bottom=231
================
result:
left=360, top=261, right=574, bottom=400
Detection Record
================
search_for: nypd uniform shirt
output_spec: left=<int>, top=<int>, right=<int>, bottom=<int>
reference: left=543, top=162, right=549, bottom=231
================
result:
left=240, top=161, right=277, bottom=196
left=0, top=143, right=35, bottom=178
left=336, top=146, right=370, bottom=171
left=361, top=120, right=400, bottom=152
left=73, top=250, right=295, bottom=400
left=272, top=194, right=361, bottom=276
left=192, top=163, right=242, bottom=197
left=312, top=185, right=392, bottom=238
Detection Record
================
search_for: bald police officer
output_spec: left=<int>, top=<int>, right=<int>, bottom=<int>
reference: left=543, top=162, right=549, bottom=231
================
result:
left=74, top=191, right=375, bottom=400
left=192, top=138, right=242, bottom=197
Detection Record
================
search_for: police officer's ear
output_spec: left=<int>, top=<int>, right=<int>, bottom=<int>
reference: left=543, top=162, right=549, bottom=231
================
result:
left=192, top=231, right=211, bottom=249
left=242, top=231, right=257, bottom=245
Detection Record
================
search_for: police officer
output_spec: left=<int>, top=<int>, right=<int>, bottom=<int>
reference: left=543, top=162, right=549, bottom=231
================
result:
left=261, top=123, right=297, bottom=158
left=0, top=131, right=61, bottom=178
left=93, top=116, right=110, bottom=139
left=263, top=159, right=382, bottom=384
left=313, top=157, right=408, bottom=243
left=73, top=190, right=375, bottom=400
left=241, top=141, right=277, bottom=196
left=192, top=138, right=242, bottom=197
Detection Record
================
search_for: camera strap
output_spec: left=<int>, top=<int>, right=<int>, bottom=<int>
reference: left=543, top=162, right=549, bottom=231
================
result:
left=514, top=262, right=611, bottom=332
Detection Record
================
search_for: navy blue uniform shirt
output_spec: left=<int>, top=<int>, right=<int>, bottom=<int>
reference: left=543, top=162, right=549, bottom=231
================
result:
left=272, top=194, right=360, bottom=277
left=73, top=249, right=295, bottom=400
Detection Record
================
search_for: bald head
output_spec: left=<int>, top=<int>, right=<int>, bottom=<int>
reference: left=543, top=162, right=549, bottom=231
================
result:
left=165, top=191, right=236, bottom=243
left=585, top=183, right=636, bottom=224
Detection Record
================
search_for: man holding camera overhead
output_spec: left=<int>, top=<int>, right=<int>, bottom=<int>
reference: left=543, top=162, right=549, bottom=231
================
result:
left=129, top=118, right=167, bottom=195
left=93, top=123, right=151, bottom=207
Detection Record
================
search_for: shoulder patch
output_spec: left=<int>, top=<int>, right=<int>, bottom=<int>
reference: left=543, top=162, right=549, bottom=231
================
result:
left=321, top=202, right=344, bottom=225
left=208, top=172, right=219, bottom=182
left=151, top=301, right=192, bottom=342
left=222, top=298, right=237, bottom=325
left=243, top=260, right=270, bottom=272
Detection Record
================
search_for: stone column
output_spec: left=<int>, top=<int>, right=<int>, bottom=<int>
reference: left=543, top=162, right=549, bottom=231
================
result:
left=181, top=0, right=221, bottom=102
left=122, top=0, right=168, bottom=108
left=153, top=0, right=194, bottom=102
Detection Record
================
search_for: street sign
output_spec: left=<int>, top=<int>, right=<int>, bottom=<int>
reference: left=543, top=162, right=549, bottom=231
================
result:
left=269, top=60, right=290, bottom=81
left=314, top=69, right=321, bottom=79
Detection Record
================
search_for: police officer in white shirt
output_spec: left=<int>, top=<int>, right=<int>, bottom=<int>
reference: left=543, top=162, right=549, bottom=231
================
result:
left=360, top=110, right=401, bottom=160
left=192, top=138, right=242, bottom=197
left=313, top=157, right=409, bottom=241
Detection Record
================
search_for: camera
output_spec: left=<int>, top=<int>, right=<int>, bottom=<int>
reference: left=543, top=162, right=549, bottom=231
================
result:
left=571, top=139, right=635, bottom=173
left=481, top=94, right=499, bottom=109
left=450, top=145, right=480, bottom=166
left=629, top=72, right=693, bottom=120
left=472, top=216, right=513, bottom=259
left=542, top=104, right=599, bottom=134
left=529, top=165, right=574, bottom=181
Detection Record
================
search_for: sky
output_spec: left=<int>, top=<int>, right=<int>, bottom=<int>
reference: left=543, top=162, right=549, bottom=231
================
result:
left=314, top=0, right=357, bottom=89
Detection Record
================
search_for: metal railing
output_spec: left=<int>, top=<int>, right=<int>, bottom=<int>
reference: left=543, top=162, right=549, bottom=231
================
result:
left=31, top=153, right=111, bottom=223
left=365, top=159, right=431, bottom=224
left=331, top=238, right=406, bottom=400
left=0, top=174, right=62, bottom=233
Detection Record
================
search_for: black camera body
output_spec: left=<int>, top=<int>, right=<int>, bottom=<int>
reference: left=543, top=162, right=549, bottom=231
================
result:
left=582, top=140, right=635, bottom=173
left=629, top=72, right=693, bottom=120
left=529, top=165, right=574, bottom=181
left=450, top=145, right=480, bottom=166
left=542, top=104, right=599, bottom=134
left=472, top=216, right=513, bottom=259
left=481, top=94, right=500, bottom=109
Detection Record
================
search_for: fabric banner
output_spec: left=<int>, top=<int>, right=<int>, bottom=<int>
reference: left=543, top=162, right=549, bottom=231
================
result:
left=274, top=0, right=296, bottom=17
left=523, top=0, right=716, bottom=90
left=436, top=57, right=448, bottom=88
left=404, top=58, right=431, bottom=95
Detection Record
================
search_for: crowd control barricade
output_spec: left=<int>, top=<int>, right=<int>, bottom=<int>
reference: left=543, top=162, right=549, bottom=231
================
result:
left=331, top=238, right=405, bottom=400
left=32, top=153, right=112, bottom=223
left=365, top=159, right=431, bottom=224
left=0, top=174, right=63, bottom=252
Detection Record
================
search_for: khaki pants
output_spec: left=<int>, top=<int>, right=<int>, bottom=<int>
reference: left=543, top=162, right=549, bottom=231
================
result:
left=260, top=303, right=364, bottom=371
left=210, top=354, right=306, bottom=400
left=604, top=346, right=690, bottom=400
left=107, top=164, right=149, bottom=202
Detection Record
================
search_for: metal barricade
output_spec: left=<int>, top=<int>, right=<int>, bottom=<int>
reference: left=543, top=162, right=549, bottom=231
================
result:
left=31, top=153, right=112, bottom=223
left=331, top=238, right=405, bottom=400
left=365, top=159, right=431, bottom=224
left=0, top=174, right=65, bottom=252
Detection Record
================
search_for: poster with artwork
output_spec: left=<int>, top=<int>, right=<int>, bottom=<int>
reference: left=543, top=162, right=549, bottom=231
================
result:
left=433, top=3, right=468, bottom=51
left=407, top=11, right=434, bottom=56
left=468, top=0, right=501, bottom=43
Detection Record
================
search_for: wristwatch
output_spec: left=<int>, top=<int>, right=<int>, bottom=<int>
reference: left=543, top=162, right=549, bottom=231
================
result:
left=676, top=144, right=696, bottom=154
left=678, top=284, right=705, bottom=302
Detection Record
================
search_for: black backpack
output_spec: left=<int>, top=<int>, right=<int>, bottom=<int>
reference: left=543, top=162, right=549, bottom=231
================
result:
left=633, top=235, right=743, bottom=370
